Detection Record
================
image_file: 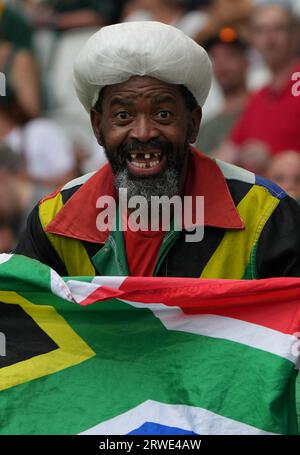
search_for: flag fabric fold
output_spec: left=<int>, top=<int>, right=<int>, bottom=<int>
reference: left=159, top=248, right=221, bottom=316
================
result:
left=0, top=254, right=299, bottom=435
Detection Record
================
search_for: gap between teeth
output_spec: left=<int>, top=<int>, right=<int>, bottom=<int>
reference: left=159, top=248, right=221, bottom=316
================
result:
left=130, top=152, right=161, bottom=159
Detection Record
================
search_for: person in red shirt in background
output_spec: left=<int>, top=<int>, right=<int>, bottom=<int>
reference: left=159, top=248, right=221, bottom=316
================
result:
left=216, top=4, right=300, bottom=174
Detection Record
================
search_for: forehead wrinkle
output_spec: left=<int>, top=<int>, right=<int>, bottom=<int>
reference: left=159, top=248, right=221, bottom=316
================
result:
left=107, top=89, right=179, bottom=110
left=151, top=94, right=177, bottom=105
left=108, top=97, right=135, bottom=108
left=105, top=77, right=181, bottom=99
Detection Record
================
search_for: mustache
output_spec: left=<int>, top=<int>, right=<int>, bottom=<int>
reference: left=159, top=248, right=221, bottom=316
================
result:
left=118, top=139, right=170, bottom=156
left=103, top=136, right=190, bottom=176
left=111, top=140, right=172, bottom=172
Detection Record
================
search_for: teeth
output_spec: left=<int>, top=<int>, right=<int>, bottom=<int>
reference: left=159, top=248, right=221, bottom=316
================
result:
left=131, top=160, right=160, bottom=169
left=132, top=161, right=146, bottom=168
left=149, top=160, right=159, bottom=167
left=130, top=152, right=162, bottom=161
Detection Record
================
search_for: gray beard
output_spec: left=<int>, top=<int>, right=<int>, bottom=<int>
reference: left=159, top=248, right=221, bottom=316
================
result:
left=115, top=167, right=181, bottom=203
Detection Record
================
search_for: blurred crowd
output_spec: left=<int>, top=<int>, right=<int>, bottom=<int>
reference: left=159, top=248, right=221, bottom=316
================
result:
left=1, top=0, right=300, bottom=252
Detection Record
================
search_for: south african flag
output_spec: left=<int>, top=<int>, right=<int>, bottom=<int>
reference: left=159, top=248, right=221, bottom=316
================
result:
left=0, top=254, right=299, bottom=435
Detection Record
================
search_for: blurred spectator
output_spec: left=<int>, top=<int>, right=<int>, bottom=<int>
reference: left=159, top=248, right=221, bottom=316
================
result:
left=196, top=28, right=249, bottom=154
left=123, top=0, right=209, bottom=39
left=214, top=138, right=271, bottom=174
left=193, top=0, right=254, bottom=44
left=19, top=1, right=124, bottom=160
left=0, top=4, right=41, bottom=116
left=196, top=0, right=266, bottom=122
left=0, top=1, right=33, bottom=51
left=0, top=143, right=45, bottom=250
left=80, top=137, right=107, bottom=174
left=0, top=85, right=76, bottom=191
left=267, top=150, right=300, bottom=199
left=226, top=4, right=300, bottom=162
left=190, top=0, right=212, bottom=7
left=0, top=221, right=15, bottom=253
left=254, top=0, right=300, bottom=20
left=236, top=139, right=271, bottom=174
left=22, top=0, right=119, bottom=31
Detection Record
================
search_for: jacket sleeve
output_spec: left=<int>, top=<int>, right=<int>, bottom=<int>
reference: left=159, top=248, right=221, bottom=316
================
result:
left=256, top=195, right=300, bottom=278
left=14, top=204, right=68, bottom=276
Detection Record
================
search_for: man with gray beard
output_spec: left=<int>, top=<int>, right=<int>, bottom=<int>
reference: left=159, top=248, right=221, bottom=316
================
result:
left=15, top=21, right=300, bottom=279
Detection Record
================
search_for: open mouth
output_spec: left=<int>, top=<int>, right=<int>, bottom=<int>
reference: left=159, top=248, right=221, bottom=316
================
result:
left=126, top=150, right=167, bottom=176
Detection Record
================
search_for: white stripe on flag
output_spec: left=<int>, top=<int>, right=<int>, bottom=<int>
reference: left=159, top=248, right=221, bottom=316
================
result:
left=121, top=299, right=299, bottom=365
left=79, top=399, right=275, bottom=435
left=0, top=253, right=13, bottom=265
left=66, top=276, right=126, bottom=303
left=55, top=277, right=299, bottom=364
left=50, top=269, right=73, bottom=302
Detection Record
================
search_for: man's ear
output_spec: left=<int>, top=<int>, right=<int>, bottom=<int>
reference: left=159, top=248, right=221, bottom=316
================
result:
left=90, top=108, right=104, bottom=146
left=188, top=107, right=202, bottom=144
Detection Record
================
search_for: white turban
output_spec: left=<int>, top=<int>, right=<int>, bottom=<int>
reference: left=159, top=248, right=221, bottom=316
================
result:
left=73, top=21, right=212, bottom=112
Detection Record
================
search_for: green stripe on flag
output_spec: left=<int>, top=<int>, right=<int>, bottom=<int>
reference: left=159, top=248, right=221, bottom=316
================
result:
left=0, top=255, right=52, bottom=293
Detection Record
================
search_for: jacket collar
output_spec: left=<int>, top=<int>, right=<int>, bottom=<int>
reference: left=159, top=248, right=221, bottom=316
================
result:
left=45, top=148, right=244, bottom=244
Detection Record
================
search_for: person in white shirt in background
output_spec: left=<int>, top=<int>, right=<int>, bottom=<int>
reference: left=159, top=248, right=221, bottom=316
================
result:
left=0, top=85, right=76, bottom=193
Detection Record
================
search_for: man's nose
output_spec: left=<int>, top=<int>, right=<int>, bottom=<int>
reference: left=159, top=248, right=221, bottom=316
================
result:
left=128, top=115, right=159, bottom=143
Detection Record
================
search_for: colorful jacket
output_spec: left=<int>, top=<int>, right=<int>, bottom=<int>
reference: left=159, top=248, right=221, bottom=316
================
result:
left=15, top=149, right=300, bottom=279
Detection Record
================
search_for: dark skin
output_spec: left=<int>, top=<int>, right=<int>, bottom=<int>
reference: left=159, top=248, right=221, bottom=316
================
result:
left=90, top=76, right=202, bottom=194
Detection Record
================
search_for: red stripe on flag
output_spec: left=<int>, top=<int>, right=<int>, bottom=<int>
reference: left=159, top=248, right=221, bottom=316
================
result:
left=79, top=277, right=300, bottom=336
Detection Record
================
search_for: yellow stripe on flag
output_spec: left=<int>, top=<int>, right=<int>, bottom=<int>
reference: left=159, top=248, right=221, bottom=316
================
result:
left=0, top=291, right=95, bottom=391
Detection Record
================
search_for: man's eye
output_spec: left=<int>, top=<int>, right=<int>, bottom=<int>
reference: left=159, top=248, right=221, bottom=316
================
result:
left=156, top=110, right=172, bottom=120
left=115, top=111, right=130, bottom=121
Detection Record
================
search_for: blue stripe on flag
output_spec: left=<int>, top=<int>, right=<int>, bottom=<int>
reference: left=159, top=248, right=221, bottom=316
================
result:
left=127, top=422, right=198, bottom=435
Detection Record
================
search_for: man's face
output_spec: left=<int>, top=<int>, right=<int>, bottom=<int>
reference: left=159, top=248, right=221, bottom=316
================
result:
left=210, top=44, right=247, bottom=94
left=251, top=6, right=296, bottom=70
left=91, top=76, right=201, bottom=201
